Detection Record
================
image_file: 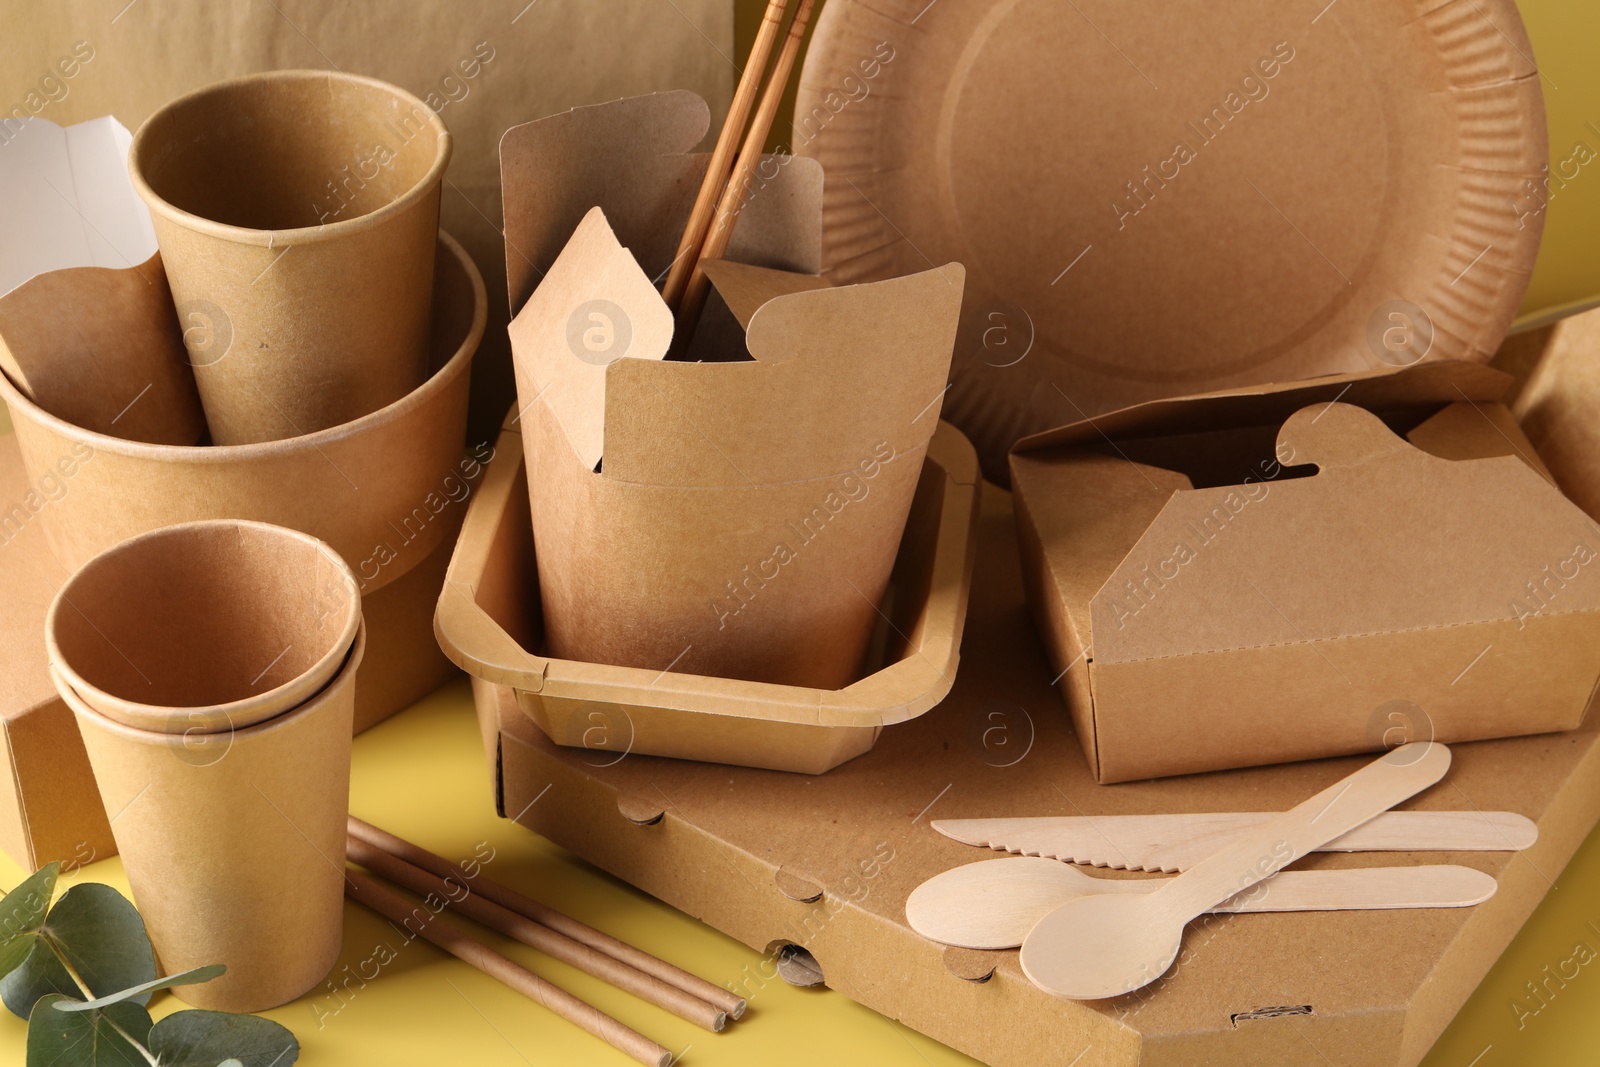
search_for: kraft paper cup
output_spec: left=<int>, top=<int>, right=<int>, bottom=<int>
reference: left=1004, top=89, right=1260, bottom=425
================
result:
left=46, top=520, right=361, bottom=734
left=0, top=231, right=485, bottom=589
left=129, top=70, right=452, bottom=444
left=54, top=623, right=364, bottom=1013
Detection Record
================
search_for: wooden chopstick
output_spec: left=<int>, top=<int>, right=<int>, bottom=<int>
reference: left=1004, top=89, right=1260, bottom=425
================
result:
left=662, top=0, right=794, bottom=313
left=346, top=833, right=727, bottom=1033
left=343, top=869, right=672, bottom=1067
left=348, top=816, right=746, bottom=1020
left=671, top=0, right=820, bottom=356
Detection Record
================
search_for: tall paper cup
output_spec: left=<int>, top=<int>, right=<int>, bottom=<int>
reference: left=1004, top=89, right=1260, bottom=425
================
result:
left=129, top=70, right=451, bottom=444
left=46, top=520, right=361, bottom=733
left=55, top=623, right=364, bottom=1012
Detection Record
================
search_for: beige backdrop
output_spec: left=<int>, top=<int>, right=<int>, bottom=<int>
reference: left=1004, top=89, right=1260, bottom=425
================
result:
left=0, top=0, right=734, bottom=445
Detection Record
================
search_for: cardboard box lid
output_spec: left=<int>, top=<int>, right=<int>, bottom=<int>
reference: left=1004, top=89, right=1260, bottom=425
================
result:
left=517, top=207, right=965, bottom=484
left=796, top=0, right=1546, bottom=482
left=492, top=481, right=1600, bottom=1067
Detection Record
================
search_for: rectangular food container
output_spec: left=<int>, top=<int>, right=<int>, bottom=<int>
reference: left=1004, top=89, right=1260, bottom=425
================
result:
left=435, top=414, right=981, bottom=774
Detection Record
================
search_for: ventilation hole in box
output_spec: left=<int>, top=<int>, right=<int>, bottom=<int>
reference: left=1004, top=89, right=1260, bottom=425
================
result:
left=766, top=942, right=825, bottom=987
left=1231, top=1005, right=1314, bottom=1027
left=615, top=794, right=665, bottom=825
left=942, top=946, right=997, bottom=982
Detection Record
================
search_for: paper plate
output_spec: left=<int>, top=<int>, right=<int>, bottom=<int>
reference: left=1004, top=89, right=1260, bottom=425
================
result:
left=796, top=0, right=1547, bottom=482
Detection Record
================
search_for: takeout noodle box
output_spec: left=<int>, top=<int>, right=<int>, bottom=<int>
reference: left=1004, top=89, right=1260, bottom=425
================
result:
left=0, top=231, right=485, bottom=588
left=514, top=210, right=964, bottom=688
left=46, top=520, right=361, bottom=734
left=436, top=413, right=980, bottom=774
left=57, top=624, right=363, bottom=1012
left=129, top=71, right=450, bottom=444
left=501, top=91, right=964, bottom=688
left=1009, top=360, right=1599, bottom=783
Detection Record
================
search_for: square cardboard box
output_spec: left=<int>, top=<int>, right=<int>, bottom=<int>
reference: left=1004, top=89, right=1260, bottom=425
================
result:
left=1009, top=361, right=1600, bottom=783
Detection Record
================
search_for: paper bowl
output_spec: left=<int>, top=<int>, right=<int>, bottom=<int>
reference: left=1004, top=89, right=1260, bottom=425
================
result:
left=0, top=231, right=485, bottom=591
left=129, top=70, right=452, bottom=443
left=46, top=520, right=361, bottom=733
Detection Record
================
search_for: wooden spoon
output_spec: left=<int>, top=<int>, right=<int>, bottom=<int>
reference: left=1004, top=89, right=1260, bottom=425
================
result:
left=1019, top=742, right=1451, bottom=1000
left=908, top=856, right=1496, bottom=950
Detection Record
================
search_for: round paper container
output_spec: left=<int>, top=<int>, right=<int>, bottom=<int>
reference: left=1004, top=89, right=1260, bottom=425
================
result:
left=46, top=520, right=361, bottom=733
left=129, top=70, right=452, bottom=444
left=0, top=231, right=485, bottom=591
left=55, top=623, right=364, bottom=1013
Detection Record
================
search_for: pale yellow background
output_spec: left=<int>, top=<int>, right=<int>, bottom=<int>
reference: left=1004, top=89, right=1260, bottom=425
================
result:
left=2, top=0, right=1599, bottom=1064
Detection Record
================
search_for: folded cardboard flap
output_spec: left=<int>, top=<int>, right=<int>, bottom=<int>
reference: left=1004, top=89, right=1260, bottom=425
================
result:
left=515, top=207, right=674, bottom=471
left=1010, top=361, right=1600, bottom=782
left=602, top=257, right=966, bottom=487
left=1091, top=403, right=1596, bottom=663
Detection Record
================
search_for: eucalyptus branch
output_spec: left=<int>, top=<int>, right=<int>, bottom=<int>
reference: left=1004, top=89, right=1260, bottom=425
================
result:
left=38, top=931, right=93, bottom=1001
left=98, top=1014, right=161, bottom=1067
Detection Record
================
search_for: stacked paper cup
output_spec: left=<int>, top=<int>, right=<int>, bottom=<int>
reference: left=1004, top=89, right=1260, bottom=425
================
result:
left=128, top=70, right=451, bottom=444
left=17, top=69, right=460, bottom=1014
left=46, top=520, right=363, bottom=1012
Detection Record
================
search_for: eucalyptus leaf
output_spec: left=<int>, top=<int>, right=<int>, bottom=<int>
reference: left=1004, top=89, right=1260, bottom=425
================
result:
left=54, top=965, right=227, bottom=1013
left=0, top=862, right=59, bottom=981
left=146, top=1010, right=300, bottom=1067
left=1, top=884, right=156, bottom=1019
left=26, top=992, right=153, bottom=1067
